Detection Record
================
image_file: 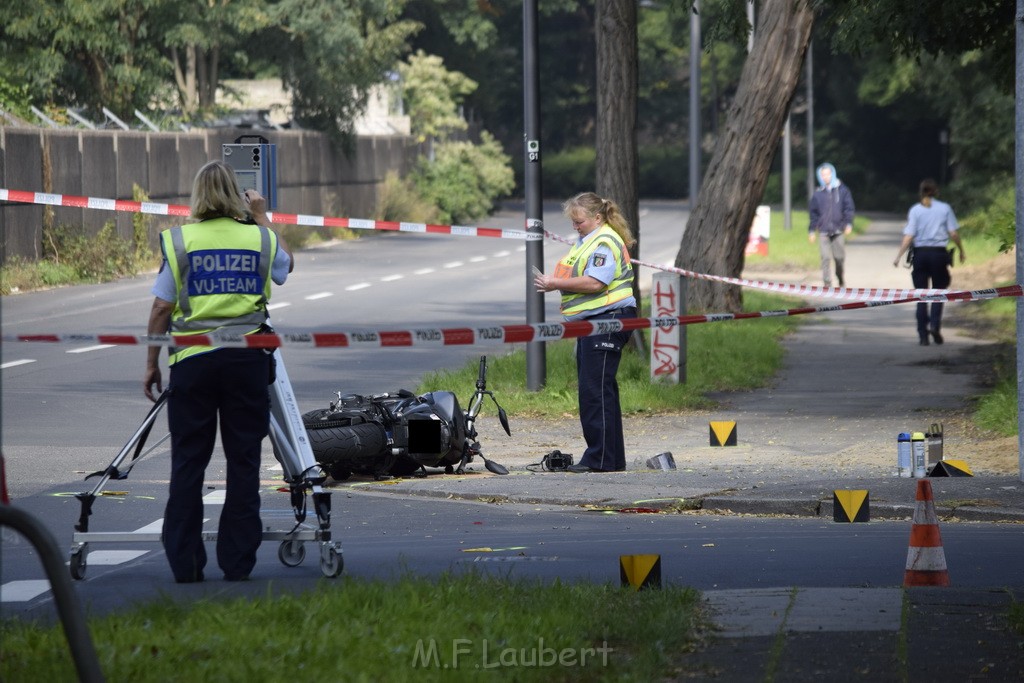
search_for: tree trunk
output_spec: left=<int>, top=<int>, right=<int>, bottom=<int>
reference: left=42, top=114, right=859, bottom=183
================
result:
left=171, top=46, right=198, bottom=115
left=675, top=0, right=814, bottom=312
left=595, top=0, right=642, bottom=310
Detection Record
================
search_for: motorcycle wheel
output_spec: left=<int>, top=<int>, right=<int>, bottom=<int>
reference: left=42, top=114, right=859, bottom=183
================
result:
left=303, top=419, right=387, bottom=465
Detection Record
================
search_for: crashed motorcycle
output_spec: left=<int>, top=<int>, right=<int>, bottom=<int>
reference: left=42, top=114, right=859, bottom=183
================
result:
left=301, top=356, right=510, bottom=480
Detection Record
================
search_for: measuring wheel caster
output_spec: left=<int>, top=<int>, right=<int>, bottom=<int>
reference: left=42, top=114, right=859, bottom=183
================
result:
left=278, top=539, right=306, bottom=567
left=320, top=545, right=344, bottom=578
left=69, top=546, right=88, bottom=580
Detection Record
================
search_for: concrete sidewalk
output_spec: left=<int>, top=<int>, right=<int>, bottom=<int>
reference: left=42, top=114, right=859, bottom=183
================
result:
left=328, top=217, right=1024, bottom=680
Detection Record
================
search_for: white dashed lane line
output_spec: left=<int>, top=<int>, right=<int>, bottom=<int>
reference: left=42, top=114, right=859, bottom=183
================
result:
left=380, top=274, right=403, bottom=282
left=414, top=268, right=435, bottom=275
left=1, top=359, right=36, bottom=369
left=267, top=302, right=291, bottom=311
left=345, top=283, right=371, bottom=291
left=304, top=292, right=333, bottom=301
left=67, top=344, right=115, bottom=354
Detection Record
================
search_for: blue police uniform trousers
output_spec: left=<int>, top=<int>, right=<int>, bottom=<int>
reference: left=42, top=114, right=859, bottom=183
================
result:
left=575, top=306, right=636, bottom=472
left=911, top=247, right=952, bottom=339
left=164, top=348, right=271, bottom=582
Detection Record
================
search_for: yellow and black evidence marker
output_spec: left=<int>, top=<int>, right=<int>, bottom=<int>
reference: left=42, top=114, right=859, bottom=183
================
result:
left=709, top=421, right=737, bottom=447
left=929, top=459, right=973, bottom=477
left=833, top=489, right=869, bottom=523
left=619, top=554, right=661, bottom=590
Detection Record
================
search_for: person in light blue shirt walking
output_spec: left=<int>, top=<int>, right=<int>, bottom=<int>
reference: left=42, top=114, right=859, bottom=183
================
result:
left=893, top=179, right=965, bottom=346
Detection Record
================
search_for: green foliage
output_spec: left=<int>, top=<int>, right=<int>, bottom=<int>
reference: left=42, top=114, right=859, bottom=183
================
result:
left=397, top=50, right=477, bottom=142
left=539, top=146, right=597, bottom=200
left=268, top=0, right=421, bottom=142
left=957, top=182, right=1015, bottom=251
left=411, top=132, right=514, bottom=224
left=43, top=222, right=146, bottom=282
left=974, top=372, right=1017, bottom=437
left=0, top=76, right=32, bottom=120
left=375, top=170, right=439, bottom=223
left=3, top=0, right=170, bottom=118
left=0, top=574, right=703, bottom=681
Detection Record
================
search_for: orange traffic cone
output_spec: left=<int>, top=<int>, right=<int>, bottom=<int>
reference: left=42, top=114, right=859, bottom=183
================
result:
left=903, top=479, right=950, bottom=587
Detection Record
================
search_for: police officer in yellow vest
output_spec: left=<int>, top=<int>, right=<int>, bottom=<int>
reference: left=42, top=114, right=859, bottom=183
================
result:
left=143, top=160, right=293, bottom=583
left=535, top=192, right=637, bottom=473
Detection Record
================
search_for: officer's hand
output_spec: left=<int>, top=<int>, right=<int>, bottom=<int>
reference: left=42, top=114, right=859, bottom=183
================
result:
left=808, top=232, right=817, bottom=244
left=144, top=367, right=163, bottom=402
left=244, top=190, right=267, bottom=217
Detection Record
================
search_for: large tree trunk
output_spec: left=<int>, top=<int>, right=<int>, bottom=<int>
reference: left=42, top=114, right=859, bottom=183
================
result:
left=676, top=0, right=814, bottom=312
left=595, top=0, right=641, bottom=308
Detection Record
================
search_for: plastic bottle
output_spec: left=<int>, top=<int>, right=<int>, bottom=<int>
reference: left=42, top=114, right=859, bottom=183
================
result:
left=897, top=433, right=912, bottom=477
left=911, top=432, right=927, bottom=478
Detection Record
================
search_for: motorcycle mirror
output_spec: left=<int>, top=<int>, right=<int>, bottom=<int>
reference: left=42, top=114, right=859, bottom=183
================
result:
left=497, top=407, right=511, bottom=437
left=482, top=456, right=509, bottom=476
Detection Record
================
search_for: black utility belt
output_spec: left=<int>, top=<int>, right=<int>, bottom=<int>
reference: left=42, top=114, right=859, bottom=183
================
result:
left=914, top=246, right=948, bottom=251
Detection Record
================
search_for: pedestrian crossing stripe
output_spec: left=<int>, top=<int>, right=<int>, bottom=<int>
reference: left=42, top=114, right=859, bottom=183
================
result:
left=619, top=554, right=661, bottom=590
left=833, top=490, right=870, bottom=523
left=709, top=421, right=737, bottom=447
left=928, top=459, right=973, bottom=477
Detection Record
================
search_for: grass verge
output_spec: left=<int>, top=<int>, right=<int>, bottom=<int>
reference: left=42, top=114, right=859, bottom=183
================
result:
left=1, top=574, right=703, bottom=681
left=419, top=289, right=805, bottom=417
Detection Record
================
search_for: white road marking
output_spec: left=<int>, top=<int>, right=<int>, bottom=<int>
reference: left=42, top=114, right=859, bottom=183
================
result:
left=86, top=550, right=149, bottom=565
left=0, top=580, right=50, bottom=602
left=414, top=268, right=435, bottom=275
left=380, top=274, right=404, bottom=282
left=203, top=490, right=226, bottom=505
left=493, top=251, right=511, bottom=258
left=443, top=261, right=463, bottom=269
left=305, top=292, right=333, bottom=300
left=469, top=256, right=486, bottom=263
left=135, top=520, right=164, bottom=533
left=1, top=359, right=36, bottom=369
left=345, top=283, right=371, bottom=291
left=67, top=345, right=114, bottom=354
left=267, top=302, right=291, bottom=310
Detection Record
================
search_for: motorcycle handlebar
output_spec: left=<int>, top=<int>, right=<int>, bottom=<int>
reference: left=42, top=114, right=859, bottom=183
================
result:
left=476, top=356, right=487, bottom=390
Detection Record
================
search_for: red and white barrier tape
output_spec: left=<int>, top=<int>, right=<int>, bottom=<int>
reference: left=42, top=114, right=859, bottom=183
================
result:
left=545, top=230, right=956, bottom=302
left=0, top=188, right=533, bottom=241
left=5, top=284, right=1019, bottom=350
left=1, top=187, right=1003, bottom=302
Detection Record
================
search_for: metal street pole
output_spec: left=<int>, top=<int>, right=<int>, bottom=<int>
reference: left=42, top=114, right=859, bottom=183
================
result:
left=1015, top=0, right=1023, bottom=481
left=524, top=0, right=546, bottom=391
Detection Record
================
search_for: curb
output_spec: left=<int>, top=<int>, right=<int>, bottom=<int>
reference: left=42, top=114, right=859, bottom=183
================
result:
left=347, top=486, right=1024, bottom=523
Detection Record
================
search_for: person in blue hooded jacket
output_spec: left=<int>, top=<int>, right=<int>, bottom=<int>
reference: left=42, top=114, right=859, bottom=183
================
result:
left=808, top=162, right=855, bottom=287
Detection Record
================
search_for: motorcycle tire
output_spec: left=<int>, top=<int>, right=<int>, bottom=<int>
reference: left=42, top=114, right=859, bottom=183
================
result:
left=302, top=408, right=368, bottom=429
left=303, top=420, right=387, bottom=465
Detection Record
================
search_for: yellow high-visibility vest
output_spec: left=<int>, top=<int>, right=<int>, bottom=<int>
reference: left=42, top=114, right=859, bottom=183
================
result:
left=554, top=225, right=634, bottom=318
left=160, top=217, right=276, bottom=364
